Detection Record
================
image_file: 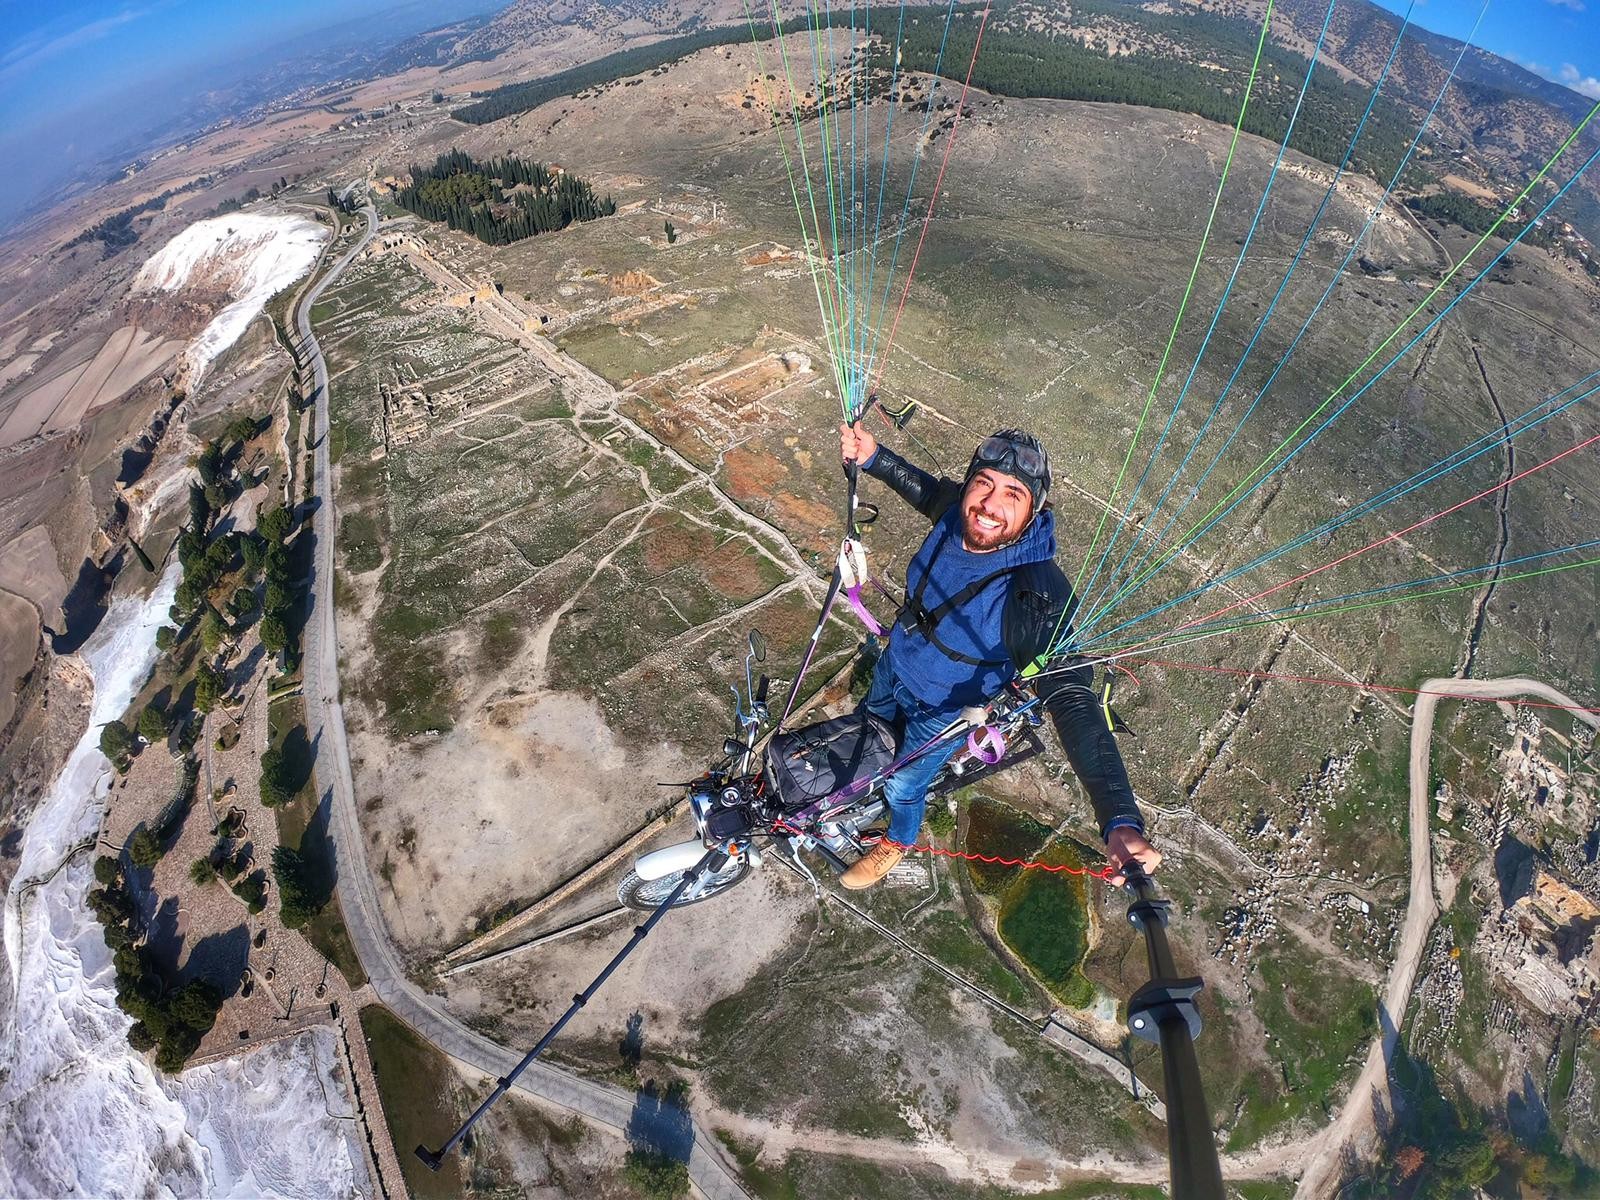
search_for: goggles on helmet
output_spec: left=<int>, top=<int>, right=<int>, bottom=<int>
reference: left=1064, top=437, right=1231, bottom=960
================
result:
left=969, top=435, right=1049, bottom=505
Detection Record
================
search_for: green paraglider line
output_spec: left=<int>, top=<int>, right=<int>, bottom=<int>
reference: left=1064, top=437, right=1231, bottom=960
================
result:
left=1133, top=95, right=1600, bottom=595
left=1081, top=554, right=1600, bottom=664
left=743, top=0, right=854, bottom=409
left=1070, top=0, right=1275, bottom=602
left=805, top=0, right=852, bottom=412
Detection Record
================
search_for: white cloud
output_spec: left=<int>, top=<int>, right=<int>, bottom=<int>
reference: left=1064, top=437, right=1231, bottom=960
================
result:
left=1548, top=0, right=1586, bottom=10
left=1559, top=63, right=1600, bottom=100
left=0, top=7, right=157, bottom=87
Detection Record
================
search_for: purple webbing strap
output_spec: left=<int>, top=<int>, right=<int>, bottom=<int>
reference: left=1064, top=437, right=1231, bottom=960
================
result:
left=966, top=724, right=1006, bottom=765
left=845, top=585, right=886, bottom=635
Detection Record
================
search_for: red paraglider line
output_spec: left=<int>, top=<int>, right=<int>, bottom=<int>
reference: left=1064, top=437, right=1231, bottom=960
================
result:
left=1116, top=428, right=1600, bottom=653
left=1130, top=656, right=1600, bottom=715
left=869, top=833, right=1117, bottom=878
left=869, top=3, right=992, bottom=398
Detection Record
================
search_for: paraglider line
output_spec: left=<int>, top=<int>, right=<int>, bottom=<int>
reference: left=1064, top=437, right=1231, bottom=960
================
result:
left=1087, top=0, right=1441, bottom=623
left=1112, top=98, right=1600, bottom=617
left=1124, top=658, right=1600, bottom=716
left=1077, top=0, right=1335, bottom=623
left=1079, top=123, right=1600, bottom=649
left=867, top=1, right=993, bottom=398
left=1116, top=427, right=1600, bottom=651
left=1066, top=0, right=1275, bottom=612
left=1075, top=369, right=1600, bottom=646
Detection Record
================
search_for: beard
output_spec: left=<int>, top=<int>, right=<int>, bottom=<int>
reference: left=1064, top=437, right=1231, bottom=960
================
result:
left=963, top=504, right=1017, bottom=551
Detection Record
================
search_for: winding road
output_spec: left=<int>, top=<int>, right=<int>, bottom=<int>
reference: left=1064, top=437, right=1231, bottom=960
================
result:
left=1295, top=676, right=1600, bottom=1197
left=294, top=199, right=751, bottom=1200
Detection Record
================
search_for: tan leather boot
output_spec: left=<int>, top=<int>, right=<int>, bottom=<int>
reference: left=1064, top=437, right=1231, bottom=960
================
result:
left=840, top=841, right=905, bottom=890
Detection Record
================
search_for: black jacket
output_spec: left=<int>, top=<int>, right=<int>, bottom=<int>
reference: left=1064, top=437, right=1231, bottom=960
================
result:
left=865, top=445, right=1143, bottom=838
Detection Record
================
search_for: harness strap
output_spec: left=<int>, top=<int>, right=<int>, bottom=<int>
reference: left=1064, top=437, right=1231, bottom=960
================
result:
left=898, top=532, right=1025, bottom=668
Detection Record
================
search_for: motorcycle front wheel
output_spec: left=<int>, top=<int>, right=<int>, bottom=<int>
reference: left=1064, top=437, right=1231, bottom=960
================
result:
left=616, top=855, right=753, bottom=911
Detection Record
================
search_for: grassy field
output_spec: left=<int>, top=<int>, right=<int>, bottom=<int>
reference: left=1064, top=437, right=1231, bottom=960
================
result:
left=1225, top=945, right=1378, bottom=1150
left=713, top=1131, right=1171, bottom=1200
left=359, top=1004, right=469, bottom=1199
left=995, top=841, right=1095, bottom=1009
left=268, top=695, right=365, bottom=986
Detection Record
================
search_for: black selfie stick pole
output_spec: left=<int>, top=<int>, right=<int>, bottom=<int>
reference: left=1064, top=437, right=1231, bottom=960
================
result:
left=416, top=845, right=730, bottom=1170
left=1123, top=863, right=1226, bottom=1200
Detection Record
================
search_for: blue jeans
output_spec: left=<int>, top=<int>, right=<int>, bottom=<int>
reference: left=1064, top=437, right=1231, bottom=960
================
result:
left=861, top=652, right=966, bottom=845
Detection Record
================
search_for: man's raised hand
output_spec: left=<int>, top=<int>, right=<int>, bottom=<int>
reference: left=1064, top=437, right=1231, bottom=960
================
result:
left=840, top=422, right=878, bottom=466
left=1106, top=826, right=1163, bottom=888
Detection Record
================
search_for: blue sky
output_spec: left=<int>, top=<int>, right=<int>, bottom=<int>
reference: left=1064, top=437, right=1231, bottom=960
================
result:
left=1368, top=0, right=1600, bottom=99
left=0, top=0, right=499, bottom=227
left=0, top=2, right=403, bottom=129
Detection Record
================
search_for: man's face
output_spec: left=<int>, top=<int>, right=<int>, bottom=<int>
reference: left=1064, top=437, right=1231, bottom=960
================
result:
left=962, top=468, right=1034, bottom=551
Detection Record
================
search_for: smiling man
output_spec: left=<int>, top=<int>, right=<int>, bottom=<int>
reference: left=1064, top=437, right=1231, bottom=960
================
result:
left=838, top=424, right=1162, bottom=890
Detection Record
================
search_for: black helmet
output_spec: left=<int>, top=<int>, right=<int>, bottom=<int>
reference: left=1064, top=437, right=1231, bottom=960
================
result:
left=965, top=429, right=1051, bottom=508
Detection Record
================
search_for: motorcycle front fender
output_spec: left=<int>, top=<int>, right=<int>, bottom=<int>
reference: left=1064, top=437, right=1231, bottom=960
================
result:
left=634, top=840, right=710, bottom=881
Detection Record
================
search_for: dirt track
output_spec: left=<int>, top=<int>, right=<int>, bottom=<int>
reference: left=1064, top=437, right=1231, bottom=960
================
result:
left=1294, top=676, right=1600, bottom=1198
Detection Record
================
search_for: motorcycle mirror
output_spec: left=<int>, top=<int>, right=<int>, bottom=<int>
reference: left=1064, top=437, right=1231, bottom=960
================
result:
left=748, top=630, right=767, bottom=662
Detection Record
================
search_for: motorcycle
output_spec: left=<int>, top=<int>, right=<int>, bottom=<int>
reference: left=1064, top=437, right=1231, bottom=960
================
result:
left=423, top=631, right=1225, bottom=1200
left=617, top=629, right=1048, bottom=910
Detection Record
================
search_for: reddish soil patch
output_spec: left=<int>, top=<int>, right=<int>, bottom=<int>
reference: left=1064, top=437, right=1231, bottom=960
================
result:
left=621, top=395, right=709, bottom=467
left=722, top=445, right=788, bottom=504
left=704, top=539, right=768, bottom=599
left=776, top=494, right=839, bottom=556
left=743, top=248, right=801, bottom=267
left=641, top=515, right=716, bottom=574
left=610, top=269, right=661, bottom=295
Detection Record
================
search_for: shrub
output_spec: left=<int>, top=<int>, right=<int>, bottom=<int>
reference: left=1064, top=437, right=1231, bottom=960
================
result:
left=258, top=615, right=289, bottom=656
left=154, top=1026, right=201, bottom=1074
left=227, top=587, right=256, bottom=619
left=260, top=746, right=293, bottom=806
left=264, top=543, right=290, bottom=582
left=225, top=415, right=257, bottom=445
left=258, top=506, right=292, bottom=544
left=126, top=1022, right=157, bottom=1052
left=189, top=857, right=218, bottom=886
left=216, top=847, right=244, bottom=883
left=272, top=845, right=322, bottom=929
left=155, top=626, right=177, bottom=651
left=94, top=855, right=120, bottom=886
left=232, top=872, right=267, bottom=913
left=169, top=979, right=223, bottom=1033
left=128, top=828, right=163, bottom=869
left=200, top=609, right=229, bottom=653
left=194, top=663, right=224, bottom=713
left=113, top=943, right=149, bottom=980
left=240, top=535, right=266, bottom=573
left=88, top=884, right=135, bottom=925
left=138, top=705, right=169, bottom=743
left=99, top=720, right=135, bottom=765
left=622, top=1150, right=689, bottom=1199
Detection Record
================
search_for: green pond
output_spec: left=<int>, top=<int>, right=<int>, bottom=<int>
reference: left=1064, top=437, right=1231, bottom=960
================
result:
left=964, top=794, right=1094, bottom=1009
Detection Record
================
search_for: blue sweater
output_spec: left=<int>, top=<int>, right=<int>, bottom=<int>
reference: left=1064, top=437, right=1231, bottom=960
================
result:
left=885, top=506, right=1058, bottom=713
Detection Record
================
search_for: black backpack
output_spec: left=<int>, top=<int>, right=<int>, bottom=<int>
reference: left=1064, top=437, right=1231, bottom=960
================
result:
left=764, top=711, right=898, bottom=811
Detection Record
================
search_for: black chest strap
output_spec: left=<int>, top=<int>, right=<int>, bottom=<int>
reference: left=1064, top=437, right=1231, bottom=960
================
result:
left=898, top=535, right=1023, bottom=669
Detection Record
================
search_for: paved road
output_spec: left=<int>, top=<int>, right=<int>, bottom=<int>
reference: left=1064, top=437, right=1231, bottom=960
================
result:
left=294, top=198, right=750, bottom=1200
left=1295, top=677, right=1600, bottom=1198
